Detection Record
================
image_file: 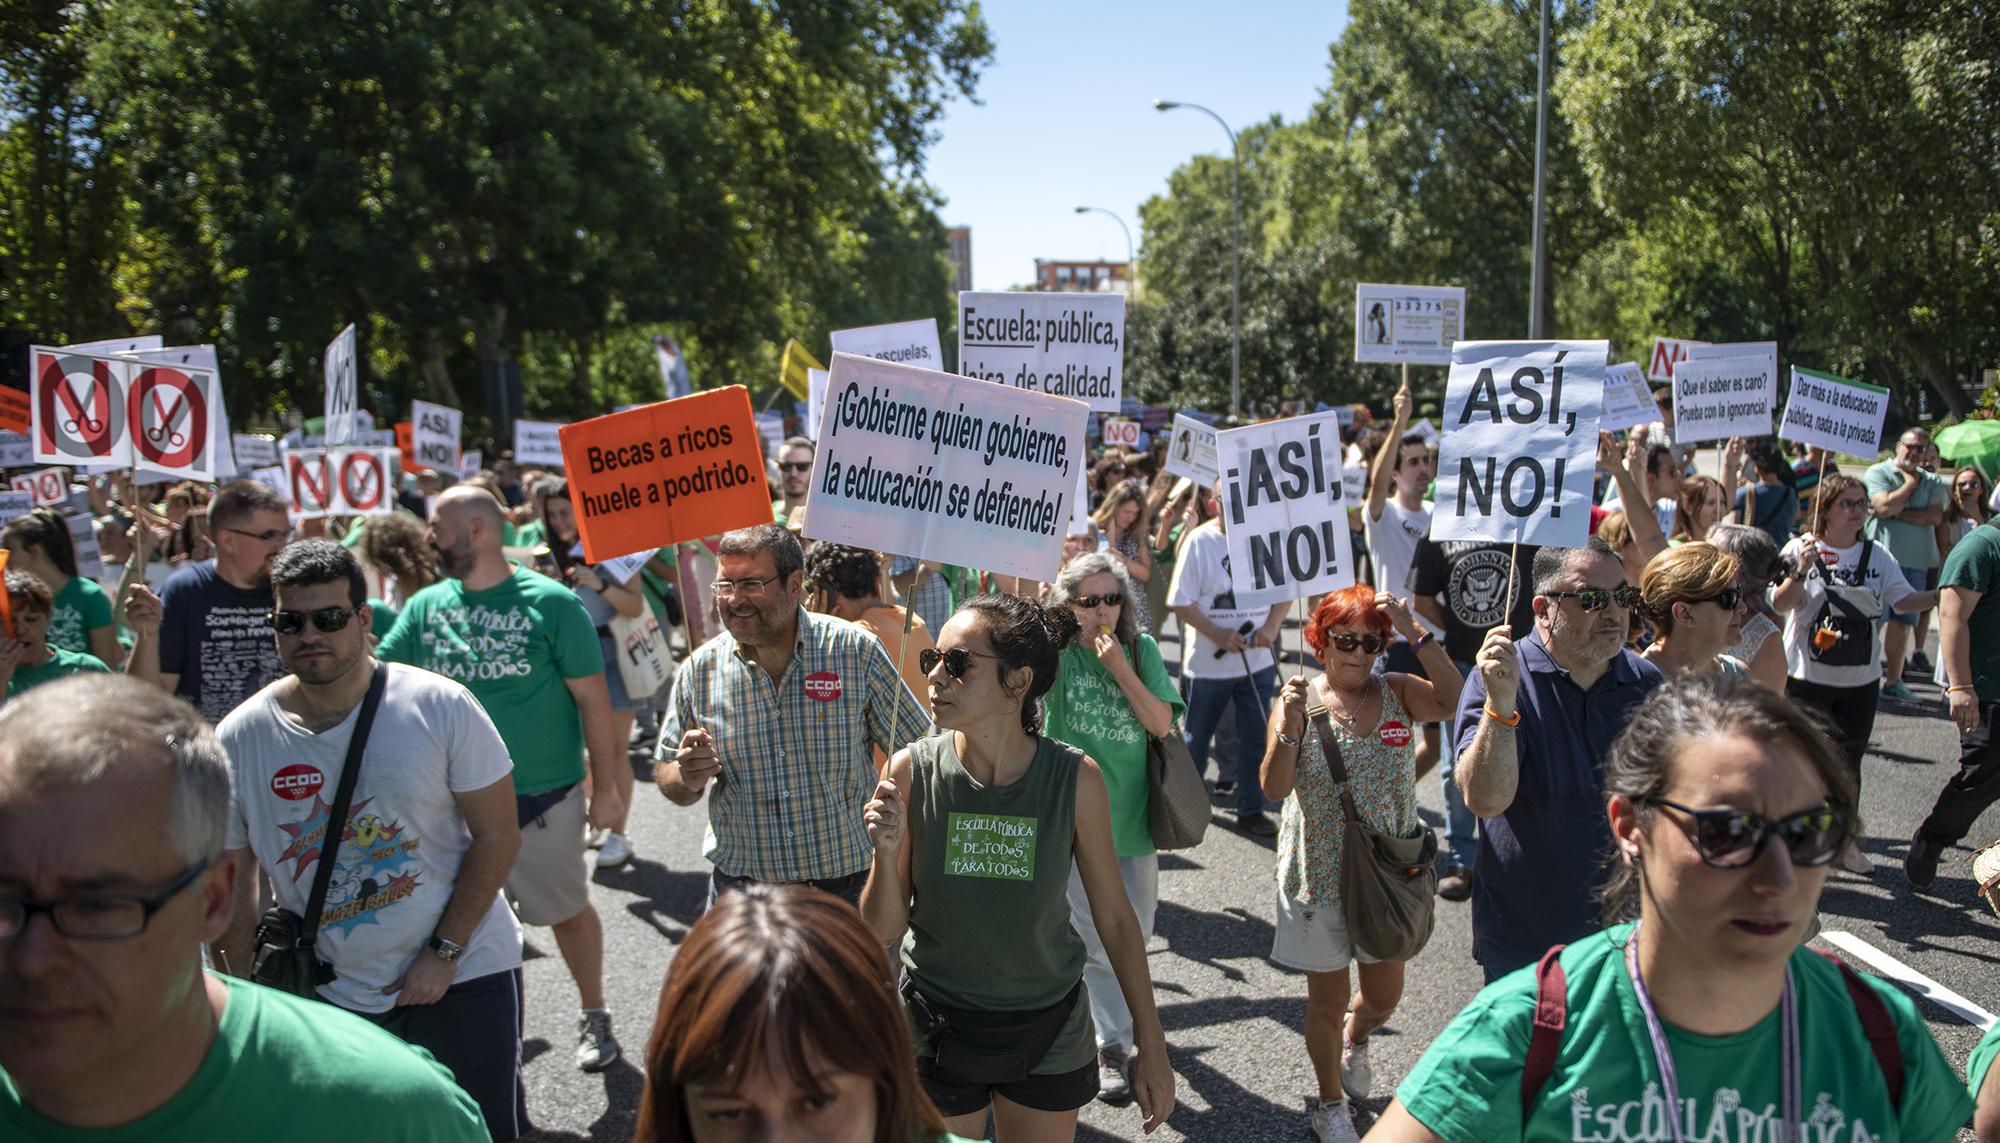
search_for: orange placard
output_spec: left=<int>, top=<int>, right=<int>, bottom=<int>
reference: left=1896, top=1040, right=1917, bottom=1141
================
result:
left=0, top=385, right=26, bottom=435
left=558, top=386, right=771, bottom=563
left=394, top=421, right=416, bottom=474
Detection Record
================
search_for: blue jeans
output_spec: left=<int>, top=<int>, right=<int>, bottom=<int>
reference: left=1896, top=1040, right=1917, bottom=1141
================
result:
left=1184, top=666, right=1277, bottom=816
left=1437, top=659, right=1479, bottom=871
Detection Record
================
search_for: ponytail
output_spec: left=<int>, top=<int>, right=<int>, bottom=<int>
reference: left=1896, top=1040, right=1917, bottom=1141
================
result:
left=956, top=593, right=1079, bottom=733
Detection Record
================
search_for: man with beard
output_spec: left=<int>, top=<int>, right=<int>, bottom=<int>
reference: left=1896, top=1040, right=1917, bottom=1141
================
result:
left=772, top=436, right=815, bottom=523
left=215, top=541, right=526, bottom=1138
left=654, top=524, right=930, bottom=909
left=124, top=481, right=292, bottom=722
left=1451, top=537, right=1664, bottom=982
left=376, top=487, right=628, bottom=1073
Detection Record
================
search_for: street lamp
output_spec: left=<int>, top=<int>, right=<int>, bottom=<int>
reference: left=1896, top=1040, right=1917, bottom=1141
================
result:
left=1072, top=205, right=1136, bottom=290
left=1528, top=0, right=1550, bottom=338
left=1155, top=98, right=1241, bottom=418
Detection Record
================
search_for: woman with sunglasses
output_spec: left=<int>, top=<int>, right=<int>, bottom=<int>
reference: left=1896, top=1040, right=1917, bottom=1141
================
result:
left=1367, top=675, right=1970, bottom=1143
left=1264, top=584, right=1460, bottom=1143
left=1636, top=544, right=1749, bottom=677
left=1771, top=474, right=1936, bottom=874
left=861, top=594, right=1174, bottom=1140
left=1946, top=465, right=1991, bottom=549
left=1042, top=553, right=1182, bottom=1105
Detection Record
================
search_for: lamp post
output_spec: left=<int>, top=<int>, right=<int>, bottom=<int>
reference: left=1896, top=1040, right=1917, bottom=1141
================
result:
left=1073, top=205, right=1136, bottom=290
left=1156, top=98, right=1240, bottom=418
left=1528, top=0, right=1551, bottom=338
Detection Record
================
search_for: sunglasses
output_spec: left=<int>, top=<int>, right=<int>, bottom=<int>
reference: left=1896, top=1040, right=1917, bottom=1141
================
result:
left=270, top=606, right=358, bottom=636
left=919, top=646, right=998, bottom=680
left=779, top=461, right=813, bottom=473
left=1644, top=797, right=1850, bottom=868
left=1543, top=585, right=1642, bottom=612
left=1691, top=586, right=1743, bottom=610
left=1070, top=594, right=1123, bottom=610
left=1326, top=632, right=1390, bottom=655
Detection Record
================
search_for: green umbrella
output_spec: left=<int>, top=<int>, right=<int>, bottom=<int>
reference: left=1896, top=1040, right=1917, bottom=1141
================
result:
left=1935, top=420, right=2000, bottom=482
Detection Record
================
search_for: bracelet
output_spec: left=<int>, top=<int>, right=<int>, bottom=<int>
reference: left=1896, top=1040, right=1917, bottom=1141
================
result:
left=1276, top=726, right=1304, bottom=748
left=1412, top=631, right=1436, bottom=651
left=1484, top=706, right=1522, bottom=727
left=1946, top=684, right=1978, bottom=695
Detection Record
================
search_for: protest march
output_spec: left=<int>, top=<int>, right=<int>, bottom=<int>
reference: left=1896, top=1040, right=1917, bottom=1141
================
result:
left=4, top=6, right=2000, bottom=1143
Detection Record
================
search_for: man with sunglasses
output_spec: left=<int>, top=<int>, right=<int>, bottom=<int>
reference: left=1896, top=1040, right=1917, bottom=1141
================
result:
left=771, top=436, right=815, bottom=524
left=214, top=541, right=528, bottom=1138
left=1451, top=538, right=1664, bottom=982
left=124, top=480, right=292, bottom=723
left=0, top=675, right=489, bottom=1141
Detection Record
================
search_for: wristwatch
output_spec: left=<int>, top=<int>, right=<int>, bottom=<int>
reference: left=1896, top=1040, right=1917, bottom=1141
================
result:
left=427, top=935, right=465, bottom=962
left=1277, top=725, right=1304, bottom=748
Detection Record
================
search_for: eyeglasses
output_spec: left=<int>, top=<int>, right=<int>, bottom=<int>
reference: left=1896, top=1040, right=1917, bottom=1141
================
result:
left=1070, top=594, right=1123, bottom=610
left=712, top=576, right=779, bottom=596
left=778, top=461, right=813, bottom=473
left=223, top=526, right=293, bottom=543
left=1643, top=798, right=1850, bottom=868
left=919, top=646, right=998, bottom=680
left=0, top=856, right=212, bottom=940
left=1326, top=632, right=1390, bottom=655
left=1832, top=497, right=1868, bottom=511
left=270, top=606, right=358, bottom=636
left=1542, top=585, right=1642, bottom=612
left=1689, top=587, right=1743, bottom=610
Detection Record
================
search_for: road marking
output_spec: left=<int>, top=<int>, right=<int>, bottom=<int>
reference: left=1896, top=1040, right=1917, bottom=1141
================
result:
left=1819, top=929, right=1997, bottom=1030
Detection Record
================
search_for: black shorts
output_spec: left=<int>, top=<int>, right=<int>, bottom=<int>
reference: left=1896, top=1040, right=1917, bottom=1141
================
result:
left=1383, top=639, right=1430, bottom=680
left=916, top=1055, right=1099, bottom=1117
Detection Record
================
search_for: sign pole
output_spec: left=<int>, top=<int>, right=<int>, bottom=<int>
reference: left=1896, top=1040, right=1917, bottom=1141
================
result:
left=1504, top=541, right=1521, bottom=625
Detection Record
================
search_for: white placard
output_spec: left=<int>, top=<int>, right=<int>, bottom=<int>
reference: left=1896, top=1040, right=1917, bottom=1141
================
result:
left=65, top=512, right=102, bottom=581
left=0, top=431, right=29, bottom=469
left=1163, top=414, right=1220, bottom=486
left=806, top=368, right=833, bottom=439
left=512, top=419, right=566, bottom=468
left=958, top=291, right=1125, bottom=412
left=460, top=449, right=483, bottom=479
left=1599, top=362, right=1662, bottom=433
left=1102, top=418, right=1140, bottom=449
left=410, top=400, right=462, bottom=472
left=803, top=353, right=1090, bottom=582
left=1647, top=337, right=1708, bottom=382
left=0, top=491, right=30, bottom=522
left=829, top=318, right=944, bottom=371
left=1409, top=418, right=1440, bottom=446
left=1218, top=410, right=1357, bottom=606
left=323, top=323, right=359, bottom=446
left=1780, top=367, right=1889, bottom=457
left=1354, top=283, right=1468, bottom=366
left=1671, top=353, right=1776, bottom=445
left=1433, top=340, right=1607, bottom=548
left=60, top=335, right=163, bottom=356
left=1342, top=463, right=1368, bottom=504
left=1067, top=464, right=1093, bottom=538
left=27, top=348, right=221, bottom=481
left=282, top=447, right=403, bottom=518
left=11, top=467, right=71, bottom=507
left=233, top=434, right=278, bottom=469
left=588, top=547, right=654, bottom=585
left=249, top=465, right=286, bottom=496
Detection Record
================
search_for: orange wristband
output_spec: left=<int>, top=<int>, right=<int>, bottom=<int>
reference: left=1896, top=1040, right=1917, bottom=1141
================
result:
left=1484, top=706, right=1522, bottom=727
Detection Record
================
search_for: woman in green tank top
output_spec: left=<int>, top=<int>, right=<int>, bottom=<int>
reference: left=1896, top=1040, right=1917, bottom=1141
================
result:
left=860, top=594, right=1176, bottom=1140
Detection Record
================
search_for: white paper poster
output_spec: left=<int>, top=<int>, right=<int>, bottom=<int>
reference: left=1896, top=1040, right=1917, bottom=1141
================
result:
left=283, top=447, right=402, bottom=518
left=460, top=450, right=483, bottom=479
left=1102, top=418, right=1140, bottom=449
left=0, top=431, right=29, bottom=469
left=410, top=400, right=462, bottom=472
left=1217, top=409, right=1357, bottom=607
left=958, top=291, right=1125, bottom=412
left=29, top=348, right=223, bottom=480
left=233, top=434, right=279, bottom=470
left=0, top=490, right=31, bottom=522
left=806, top=368, right=833, bottom=439
left=1163, top=414, right=1220, bottom=487
left=10, top=467, right=70, bottom=507
left=1780, top=367, right=1889, bottom=457
left=1672, top=347, right=1777, bottom=445
left=323, top=323, right=359, bottom=446
left=1599, top=362, right=1662, bottom=433
left=1353, top=283, right=1467, bottom=366
left=512, top=420, right=567, bottom=468
left=829, top=318, right=944, bottom=371
left=1432, top=339, right=1607, bottom=548
left=802, top=353, right=1089, bottom=581
left=1647, top=337, right=1708, bottom=382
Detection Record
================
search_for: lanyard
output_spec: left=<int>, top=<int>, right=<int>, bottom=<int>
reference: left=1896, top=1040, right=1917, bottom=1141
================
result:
left=1625, top=924, right=1799, bottom=1143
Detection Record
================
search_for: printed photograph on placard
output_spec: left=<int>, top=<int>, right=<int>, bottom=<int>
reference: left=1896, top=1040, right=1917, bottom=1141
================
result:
left=1353, top=283, right=1467, bottom=366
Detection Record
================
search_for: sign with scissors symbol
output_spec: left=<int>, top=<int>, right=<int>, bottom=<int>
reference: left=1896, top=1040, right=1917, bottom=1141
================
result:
left=31, top=349, right=127, bottom=464
left=129, top=366, right=214, bottom=480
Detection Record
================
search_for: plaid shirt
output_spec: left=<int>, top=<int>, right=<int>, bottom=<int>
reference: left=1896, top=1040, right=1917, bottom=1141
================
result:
left=660, top=608, right=932, bottom=881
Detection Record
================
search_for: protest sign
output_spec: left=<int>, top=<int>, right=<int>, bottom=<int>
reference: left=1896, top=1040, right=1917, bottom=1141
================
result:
left=1600, top=362, right=1662, bottom=432
left=0, top=431, right=28, bottom=469
left=411, top=400, right=462, bottom=472
left=1342, top=464, right=1368, bottom=505
left=62, top=335, right=162, bottom=356
left=958, top=291, right=1124, bottom=412
left=779, top=339, right=824, bottom=403
left=1433, top=340, right=1607, bottom=548
left=592, top=549, right=654, bottom=585
left=1671, top=351, right=1776, bottom=445
left=1409, top=418, right=1440, bottom=446
left=803, top=353, right=1090, bottom=582
left=1102, top=418, right=1140, bottom=449
left=394, top=422, right=416, bottom=473
left=1066, top=465, right=1093, bottom=537
left=1353, top=284, right=1467, bottom=366
left=556, top=387, right=771, bottom=563
left=283, top=447, right=401, bottom=518
left=323, top=324, right=359, bottom=446
left=460, top=449, right=483, bottom=479
left=1780, top=367, right=1888, bottom=457
left=29, top=348, right=222, bottom=479
left=1163, top=413, right=1220, bottom=486
left=806, top=368, right=833, bottom=438
left=0, top=387, right=27, bottom=435
left=829, top=318, right=944, bottom=372
left=754, top=412, right=788, bottom=463
left=127, top=361, right=221, bottom=481
left=1217, top=409, right=1357, bottom=606
left=233, top=434, right=278, bottom=470
left=1647, top=337, right=1707, bottom=382
left=0, top=491, right=30, bottom=522
left=248, top=465, right=285, bottom=496
left=66, top=513, right=102, bottom=580
left=654, top=334, right=691, bottom=399
left=10, top=467, right=70, bottom=507
left=513, top=419, right=566, bottom=468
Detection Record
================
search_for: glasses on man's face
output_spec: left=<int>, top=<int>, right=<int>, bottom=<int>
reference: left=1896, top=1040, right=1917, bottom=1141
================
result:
left=0, top=856, right=212, bottom=940
left=1327, top=632, right=1390, bottom=655
left=1691, top=586, right=1743, bottom=611
left=919, top=646, right=997, bottom=681
left=224, top=526, right=292, bottom=544
left=1542, top=585, right=1641, bottom=613
left=1070, top=594, right=1123, bottom=610
left=1643, top=798, right=1849, bottom=869
left=712, top=576, right=778, bottom=597
left=270, top=606, right=358, bottom=636
left=779, top=461, right=813, bottom=473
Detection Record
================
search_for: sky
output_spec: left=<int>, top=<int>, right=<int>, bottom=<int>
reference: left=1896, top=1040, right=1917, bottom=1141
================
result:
left=927, top=0, right=1349, bottom=291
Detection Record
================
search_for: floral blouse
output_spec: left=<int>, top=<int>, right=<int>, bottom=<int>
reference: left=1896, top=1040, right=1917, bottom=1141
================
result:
left=1277, top=678, right=1422, bottom=908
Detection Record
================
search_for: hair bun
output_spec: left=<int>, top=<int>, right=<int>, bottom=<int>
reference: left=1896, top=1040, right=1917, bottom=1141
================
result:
left=1043, top=600, right=1082, bottom=649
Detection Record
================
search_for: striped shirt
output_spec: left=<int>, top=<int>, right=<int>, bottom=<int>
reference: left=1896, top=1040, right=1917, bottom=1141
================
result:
left=659, top=608, right=932, bottom=881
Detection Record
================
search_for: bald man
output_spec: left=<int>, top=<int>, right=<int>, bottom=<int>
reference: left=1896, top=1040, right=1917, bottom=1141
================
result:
left=377, top=486, right=629, bottom=1072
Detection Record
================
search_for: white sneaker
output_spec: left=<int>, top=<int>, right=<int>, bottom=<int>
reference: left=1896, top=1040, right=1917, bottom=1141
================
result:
left=576, top=1009, right=620, bottom=1072
left=586, top=827, right=609, bottom=850
left=1095, top=1046, right=1131, bottom=1104
left=1308, top=1097, right=1360, bottom=1143
left=596, top=833, right=634, bottom=869
left=1340, top=1037, right=1373, bottom=1099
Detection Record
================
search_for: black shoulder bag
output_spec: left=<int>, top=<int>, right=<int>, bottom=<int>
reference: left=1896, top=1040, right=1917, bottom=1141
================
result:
left=249, top=664, right=387, bottom=998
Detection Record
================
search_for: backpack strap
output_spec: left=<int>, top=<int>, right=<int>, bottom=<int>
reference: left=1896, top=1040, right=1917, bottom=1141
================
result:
left=1814, top=950, right=1904, bottom=1109
left=1521, top=944, right=1569, bottom=1116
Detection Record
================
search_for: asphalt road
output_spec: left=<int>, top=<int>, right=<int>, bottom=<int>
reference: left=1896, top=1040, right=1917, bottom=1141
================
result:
left=516, top=622, right=2000, bottom=1142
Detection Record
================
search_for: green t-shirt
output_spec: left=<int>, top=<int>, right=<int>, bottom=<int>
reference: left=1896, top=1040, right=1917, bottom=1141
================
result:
left=1864, top=459, right=1950, bottom=569
left=513, top=519, right=546, bottom=549
left=1968, top=1022, right=2000, bottom=1102
left=367, top=596, right=398, bottom=641
left=377, top=564, right=602, bottom=793
left=46, top=576, right=113, bottom=656
left=5, top=645, right=109, bottom=697
left=0, top=974, right=486, bottom=1141
left=1939, top=522, right=2000, bottom=703
left=1396, top=924, right=1971, bottom=1143
left=1042, top=635, right=1184, bottom=857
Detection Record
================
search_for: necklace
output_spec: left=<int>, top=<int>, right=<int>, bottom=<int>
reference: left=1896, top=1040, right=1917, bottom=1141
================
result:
left=1318, top=676, right=1375, bottom=731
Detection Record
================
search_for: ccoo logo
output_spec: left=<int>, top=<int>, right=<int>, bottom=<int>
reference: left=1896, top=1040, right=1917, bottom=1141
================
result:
left=1378, top=721, right=1412, bottom=749
left=804, top=671, right=843, bottom=702
left=271, top=764, right=325, bottom=801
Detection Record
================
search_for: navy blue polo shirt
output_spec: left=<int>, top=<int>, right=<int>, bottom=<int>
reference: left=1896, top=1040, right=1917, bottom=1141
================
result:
left=1452, top=630, right=1663, bottom=976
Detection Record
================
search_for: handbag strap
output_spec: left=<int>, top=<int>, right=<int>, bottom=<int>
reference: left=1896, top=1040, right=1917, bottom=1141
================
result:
left=298, top=663, right=388, bottom=949
left=1306, top=703, right=1365, bottom=826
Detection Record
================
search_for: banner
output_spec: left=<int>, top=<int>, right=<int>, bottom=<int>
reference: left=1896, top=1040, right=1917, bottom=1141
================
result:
left=10, top=467, right=70, bottom=507
left=1163, top=413, right=1220, bottom=486
left=1647, top=337, right=1707, bottom=382
left=778, top=339, right=825, bottom=403
left=30, top=348, right=221, bottom=480
left=1102, top=418, right=1140, bottom=449
left=1353, top=283, right=1467, bottom=366
left=410, top=400, right=462, bottom=472
left=323, top=324, right=359, bottom=446
left=1599, top=362, right=1662, bottom=432
left=803, top=353, right=1090, bottom=582
left=557, top=386, right=771, bottom=563
left=1671, top=350, right=1776, bottom=445
left=654, top=334, right=692, bottom=400
left=1217, top=410, right=1357, bottom=606
left=512, top=419, right=566, bottom=468
left=1433, top=339, right=1607, bottom=548
left=1780, top=367, right=1888, bottom=457
left=958, top=291, right=1124, bottom=412
left=283, top=447, right=401, bottom=518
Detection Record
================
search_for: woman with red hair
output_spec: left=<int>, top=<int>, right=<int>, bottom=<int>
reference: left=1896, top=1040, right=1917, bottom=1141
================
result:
left=1260, top=584, right=1461, bottom=1143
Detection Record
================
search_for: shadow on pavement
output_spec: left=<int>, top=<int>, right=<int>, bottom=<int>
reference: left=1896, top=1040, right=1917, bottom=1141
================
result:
left=593, top=858, right=708, bottom=943
left=520, top=1053, right=645, bottom=1141
left=1155, top=900, right=1276, bottom=983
